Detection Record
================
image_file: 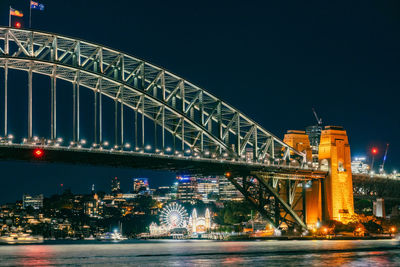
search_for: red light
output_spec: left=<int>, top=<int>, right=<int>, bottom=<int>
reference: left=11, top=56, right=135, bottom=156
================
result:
left=33, top=148, right=44, bottom=158
left=371, top=148, right=378, bottom=155
left=15, top=22, right=21, bottom=28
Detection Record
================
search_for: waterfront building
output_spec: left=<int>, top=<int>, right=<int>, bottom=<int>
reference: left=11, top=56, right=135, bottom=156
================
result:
left=22, top=194, right=43, bottom=210
left=188, top=208, right=212, bottom=234
left=149, top=222, right=168, bottom=236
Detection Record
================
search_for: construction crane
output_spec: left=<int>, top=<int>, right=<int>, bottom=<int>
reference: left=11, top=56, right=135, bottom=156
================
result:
left=379, top=143, right=389, bottom=174
left=312, top=108, right=322, bottom=126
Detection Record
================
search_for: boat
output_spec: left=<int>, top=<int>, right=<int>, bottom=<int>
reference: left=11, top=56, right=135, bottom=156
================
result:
left=395, top=233, right=400, bottom=241
left=84, top=235, right=96, bottom=240
left=0, top=233, right=44, bottom=244
left=97, top=231, right=127, bottom=242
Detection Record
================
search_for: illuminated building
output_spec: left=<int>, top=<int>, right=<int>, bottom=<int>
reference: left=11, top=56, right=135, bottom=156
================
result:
left=149, top=222, right=168, bottom=236
left=218, top=176, right=243, bottom=201
left=195, top=177, right=219, bottom=203
left=305, top=125, right=322, bottom=167
left=176, top=176, right=197, bottom=203
left=133, top=178, right=149, bottom=194
left=153, top=186, right=175, bottom=202
left=188, top=208, right=211, bottom=234
left=22, top=194, right=43, bottom=210
left=351, top=157, right=370, bottom=174
left=84, top=194, right=103, bottom=218
left=111, top=177, right=121, bottom=195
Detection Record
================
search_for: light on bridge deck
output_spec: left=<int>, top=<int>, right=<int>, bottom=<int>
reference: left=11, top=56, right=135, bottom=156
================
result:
left=33, top=148, right=44, bottom=158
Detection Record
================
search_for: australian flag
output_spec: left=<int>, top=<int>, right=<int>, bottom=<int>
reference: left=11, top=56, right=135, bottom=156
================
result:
left=31, top=1, right=45, bottom=11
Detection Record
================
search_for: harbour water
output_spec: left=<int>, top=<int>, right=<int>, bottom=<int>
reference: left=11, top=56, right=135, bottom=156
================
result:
left=0, top=239, right=399, bottom=266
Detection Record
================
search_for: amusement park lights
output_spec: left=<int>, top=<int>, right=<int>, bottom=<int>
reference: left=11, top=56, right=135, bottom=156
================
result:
left=160, top=203, right=188, bottom=229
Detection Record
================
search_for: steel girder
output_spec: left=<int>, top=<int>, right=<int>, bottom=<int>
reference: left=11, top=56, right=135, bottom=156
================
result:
left=225, top=171, right=321, bottom=229
left=0, top=27, right=304, bottom=163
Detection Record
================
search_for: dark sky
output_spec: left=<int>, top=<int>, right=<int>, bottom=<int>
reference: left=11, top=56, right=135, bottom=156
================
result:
left=0, top=0, right=399, bottom=203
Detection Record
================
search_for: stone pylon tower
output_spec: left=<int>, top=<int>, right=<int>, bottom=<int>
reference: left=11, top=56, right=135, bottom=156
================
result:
left=318, top=126, right=354, bottom=222
left=283, top=130, right=313, bottom=162
left=205, top=208, right=211, bottom=229
left=284, top=130, right=322, bottom=226
left=192, top=209, right=197, bottom=233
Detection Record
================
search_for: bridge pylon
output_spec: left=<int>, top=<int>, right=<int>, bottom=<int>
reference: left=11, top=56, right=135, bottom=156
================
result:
left=318, top=126, right=354, bottom=222
left=283, top=130, right=323, bottom=227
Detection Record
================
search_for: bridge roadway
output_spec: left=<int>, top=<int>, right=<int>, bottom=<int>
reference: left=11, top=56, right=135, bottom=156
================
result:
left=0, top=144, right=326, bottom=179
left=352, top=173, right=400, bottom=200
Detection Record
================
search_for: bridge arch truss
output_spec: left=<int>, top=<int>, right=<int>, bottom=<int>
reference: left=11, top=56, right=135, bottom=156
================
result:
left=0, top=27, right=303, bottom=164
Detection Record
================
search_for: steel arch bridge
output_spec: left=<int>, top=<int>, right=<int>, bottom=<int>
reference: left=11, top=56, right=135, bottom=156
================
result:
left=0, top=27, right=325, bottom=230
left=0, top=27, right=303, bottom=163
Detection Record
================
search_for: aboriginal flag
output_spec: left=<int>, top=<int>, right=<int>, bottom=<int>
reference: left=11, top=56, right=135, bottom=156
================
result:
left=10, top=8, right=24, bottom=17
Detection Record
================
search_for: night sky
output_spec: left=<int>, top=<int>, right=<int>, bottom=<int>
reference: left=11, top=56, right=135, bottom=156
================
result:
left=0, top=0, right=399, bottom=203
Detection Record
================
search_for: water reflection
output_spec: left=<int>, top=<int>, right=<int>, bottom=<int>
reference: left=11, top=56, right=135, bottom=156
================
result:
left=16, top=245, right=54, bottom=266
left=0, top=240, right=398, bottom=266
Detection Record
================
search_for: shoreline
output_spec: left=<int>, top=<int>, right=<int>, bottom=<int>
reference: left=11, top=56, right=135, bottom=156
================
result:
left=0, top=236, right=397, bottom=245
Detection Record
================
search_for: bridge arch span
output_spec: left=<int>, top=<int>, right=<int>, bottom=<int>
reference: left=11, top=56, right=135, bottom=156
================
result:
left=0, top=27, right=303, bottom=163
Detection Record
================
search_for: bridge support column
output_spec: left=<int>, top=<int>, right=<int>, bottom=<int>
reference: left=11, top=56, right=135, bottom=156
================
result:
left=4, top=60, right=8, bottom=137
left=51, top=67, right=56, bottom=140
left=305, top=179, right=322, bottom=226
left=318, top=126, right=354, bottom=222
left=28, top=63, right=33, bottom=140
left=283, top=130, right=323, bottom=227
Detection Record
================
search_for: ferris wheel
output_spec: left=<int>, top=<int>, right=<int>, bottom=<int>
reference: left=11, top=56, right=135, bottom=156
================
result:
left=160, top=203, right=188, bottom=229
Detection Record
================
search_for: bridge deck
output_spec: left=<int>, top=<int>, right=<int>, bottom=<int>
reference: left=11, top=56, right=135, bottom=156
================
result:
left=0, top=144, right=326, bottom=179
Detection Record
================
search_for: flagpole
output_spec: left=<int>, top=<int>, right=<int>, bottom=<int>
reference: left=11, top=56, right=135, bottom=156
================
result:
left=29, top=0, right=32, bottom=28
left=9, top=6, right=11, bottom=27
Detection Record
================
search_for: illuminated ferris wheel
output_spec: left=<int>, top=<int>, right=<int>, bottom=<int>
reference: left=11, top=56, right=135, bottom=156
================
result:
left=160, top=203, right=188, bottom=229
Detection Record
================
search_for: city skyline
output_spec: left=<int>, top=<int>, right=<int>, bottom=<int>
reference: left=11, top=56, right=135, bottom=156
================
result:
left=0, top=0, right=399, bottom=203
